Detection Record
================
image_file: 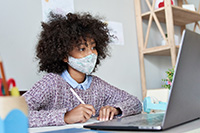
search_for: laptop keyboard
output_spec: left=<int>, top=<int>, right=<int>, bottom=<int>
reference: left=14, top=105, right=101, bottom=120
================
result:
left=120, top=113, right=164, bottom=127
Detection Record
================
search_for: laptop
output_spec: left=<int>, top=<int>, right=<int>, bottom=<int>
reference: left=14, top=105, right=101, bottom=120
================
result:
left=84, top=29, right=200, bottom=131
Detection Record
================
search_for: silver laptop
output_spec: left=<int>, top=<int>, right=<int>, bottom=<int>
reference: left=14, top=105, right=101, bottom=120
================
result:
left=84, top=29, right=200, bottom=131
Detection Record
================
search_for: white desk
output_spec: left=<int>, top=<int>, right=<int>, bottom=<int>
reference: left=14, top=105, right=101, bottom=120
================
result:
left=29, top=118, right=200, bottom=133
left=29, top=118, right=100, bottom=133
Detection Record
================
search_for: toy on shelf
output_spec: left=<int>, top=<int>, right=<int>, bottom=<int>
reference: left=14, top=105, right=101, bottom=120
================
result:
left=155, top=0, right=174, bottom=9
left=159, top=0, right=174, bottom=8
left=143, top=97, right=167, bottom=114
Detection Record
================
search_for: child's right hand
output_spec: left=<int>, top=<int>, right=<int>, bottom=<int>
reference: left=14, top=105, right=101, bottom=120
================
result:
left=64, top=104, right=95, bottom=124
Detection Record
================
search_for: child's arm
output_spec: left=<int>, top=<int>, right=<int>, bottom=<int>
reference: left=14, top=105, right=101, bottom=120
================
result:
left=23, top=89, right=67, bottom=127
left=23, top=91, right=67, bottom=127
left=105, top=88, right=142, bottom=117
left=23, top=74, right=69, bottom=127
left=99, top=78, right=142, bottom=118
left=27, top=107, right=67, bottom=127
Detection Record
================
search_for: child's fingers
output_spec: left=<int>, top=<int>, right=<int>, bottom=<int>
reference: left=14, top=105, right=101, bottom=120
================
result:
left=83, top=104, right=96, bottom=116
left=109, top=111, right=115, bottom=120
left=99, top=107, right=109, bottom=121
left=82, top=111, right=91, bottom=122
left=84, top=107, right=94, bottom=118
left=102, top=108, right=106, bottom=120
left=106, top=108, right=111, bottom=121
left=98, top=106, right=118, bottom=121
left=76, top=105, right=94, bottom=123
left=99, top=109, right=103, bottom=121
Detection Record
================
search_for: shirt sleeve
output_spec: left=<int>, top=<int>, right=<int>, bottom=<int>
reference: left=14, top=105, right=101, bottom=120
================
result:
left=101, top=79, right=142, bottom=117
left=22, top=75, right=67, bottom=127
left=27, top=108, right=67, bottom=127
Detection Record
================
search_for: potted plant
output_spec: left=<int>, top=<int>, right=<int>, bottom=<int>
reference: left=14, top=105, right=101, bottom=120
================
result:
left=162, top=68, right=174, bottom=89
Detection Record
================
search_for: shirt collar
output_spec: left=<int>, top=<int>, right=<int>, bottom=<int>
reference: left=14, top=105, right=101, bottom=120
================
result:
left=61, top=70, right=92, bottom=90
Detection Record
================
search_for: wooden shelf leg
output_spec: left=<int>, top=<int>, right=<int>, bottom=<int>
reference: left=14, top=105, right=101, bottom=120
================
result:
left=165, top=0, right=176, bottom=67
left=134, top=0, right=147, bottom=99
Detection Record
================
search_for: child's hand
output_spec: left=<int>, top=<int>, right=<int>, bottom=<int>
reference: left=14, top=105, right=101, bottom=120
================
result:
left=97, top=106, right=121, bottom=121
left=64, top=104, right=95, bottom=124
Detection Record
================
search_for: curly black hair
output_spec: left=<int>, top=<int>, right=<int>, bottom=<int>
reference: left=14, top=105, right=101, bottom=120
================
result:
left=36, top=12, right=112, bottom=74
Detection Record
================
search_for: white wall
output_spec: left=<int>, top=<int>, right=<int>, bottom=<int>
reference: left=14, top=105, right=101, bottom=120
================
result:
left=0, top=0, right=43, bottom=91
left=0, top=0, right=142, bottom=100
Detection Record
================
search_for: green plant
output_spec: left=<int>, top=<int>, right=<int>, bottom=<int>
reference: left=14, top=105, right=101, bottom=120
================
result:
left=162, top=68, right=174, bottom=89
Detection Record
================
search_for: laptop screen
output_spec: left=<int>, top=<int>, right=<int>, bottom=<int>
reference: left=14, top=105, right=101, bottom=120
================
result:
left=162, top=29, right=200, bottom=129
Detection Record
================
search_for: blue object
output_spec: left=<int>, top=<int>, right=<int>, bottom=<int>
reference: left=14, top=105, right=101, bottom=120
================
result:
left=42, top=127, right=111, bottom=133
left=143, top=97, right=167, bottom=113
left=1, top=85, right=5, bottom=95
left=0, top=117, right=4, bottom=133
left=0, top=109, right=28, bottom=133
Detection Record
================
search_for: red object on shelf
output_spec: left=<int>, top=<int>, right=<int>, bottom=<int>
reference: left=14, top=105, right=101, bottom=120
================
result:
left=158, top=0, right=174, bottom=8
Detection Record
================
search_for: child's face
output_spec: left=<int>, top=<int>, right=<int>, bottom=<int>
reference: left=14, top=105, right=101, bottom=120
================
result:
left=69, top=37, right=98, bottom=59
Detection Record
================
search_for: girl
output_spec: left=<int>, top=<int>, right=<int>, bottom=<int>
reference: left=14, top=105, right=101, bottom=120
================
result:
left=23, top=12, right=142, bottom=127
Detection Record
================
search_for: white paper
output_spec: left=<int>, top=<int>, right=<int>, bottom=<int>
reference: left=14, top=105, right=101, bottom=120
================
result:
left=41, top=0, right=74, bottom=22
left=107, top=21, right=124, bottom=45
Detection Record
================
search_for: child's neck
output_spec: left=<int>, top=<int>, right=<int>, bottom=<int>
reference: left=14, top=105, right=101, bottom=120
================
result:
left=68, top=67, right=86, bottom=83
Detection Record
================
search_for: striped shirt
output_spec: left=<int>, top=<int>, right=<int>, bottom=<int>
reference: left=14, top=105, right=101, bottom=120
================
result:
left=23, top=73, right=142, bottom=127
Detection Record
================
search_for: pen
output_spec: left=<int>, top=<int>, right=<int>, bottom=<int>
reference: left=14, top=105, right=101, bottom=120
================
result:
left=70, top=88, right=85, bottom=104
left=0, top=57, right=9, bottom=96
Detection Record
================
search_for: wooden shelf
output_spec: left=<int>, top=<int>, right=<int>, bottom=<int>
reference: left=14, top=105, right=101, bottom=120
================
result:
left=142, top=5, right=200, bottom=26
left=134, top=0, right=199, bottom=99
left=143, top=45, right=179, bottom=56
left=142, top=45, right=179, bottom=56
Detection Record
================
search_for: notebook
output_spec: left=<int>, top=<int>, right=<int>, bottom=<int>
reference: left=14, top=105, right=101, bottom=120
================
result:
left=84, top=29, right=200, bottom=131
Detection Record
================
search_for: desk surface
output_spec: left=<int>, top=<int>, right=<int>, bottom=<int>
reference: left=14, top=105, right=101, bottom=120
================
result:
left=29, top=118, right=200, bottom=133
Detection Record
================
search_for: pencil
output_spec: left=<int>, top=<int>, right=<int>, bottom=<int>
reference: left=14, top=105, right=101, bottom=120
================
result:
left=70, top=88, right=85, bottom=104
left=0, top=57, right=9, bottom=96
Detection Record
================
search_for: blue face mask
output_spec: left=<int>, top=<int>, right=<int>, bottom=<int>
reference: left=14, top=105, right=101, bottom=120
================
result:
left=68, top=53, right=97, bottom=75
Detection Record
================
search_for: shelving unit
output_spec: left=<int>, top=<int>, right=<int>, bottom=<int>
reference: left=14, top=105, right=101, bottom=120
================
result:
left=134, top=0, right=200, bottom=99
left=142, top=6, right=200, bottom=26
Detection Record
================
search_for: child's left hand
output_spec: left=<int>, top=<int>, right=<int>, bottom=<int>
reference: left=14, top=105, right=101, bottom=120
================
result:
left=97, top=106, right=121, bottom=121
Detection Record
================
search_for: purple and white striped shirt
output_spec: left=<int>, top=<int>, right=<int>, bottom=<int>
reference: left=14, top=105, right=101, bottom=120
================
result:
left=23, top=73, right=142, bottom=127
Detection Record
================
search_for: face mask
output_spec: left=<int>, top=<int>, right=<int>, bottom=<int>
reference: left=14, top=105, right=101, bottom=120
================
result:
left=68, top=53, right=97, bottom=75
